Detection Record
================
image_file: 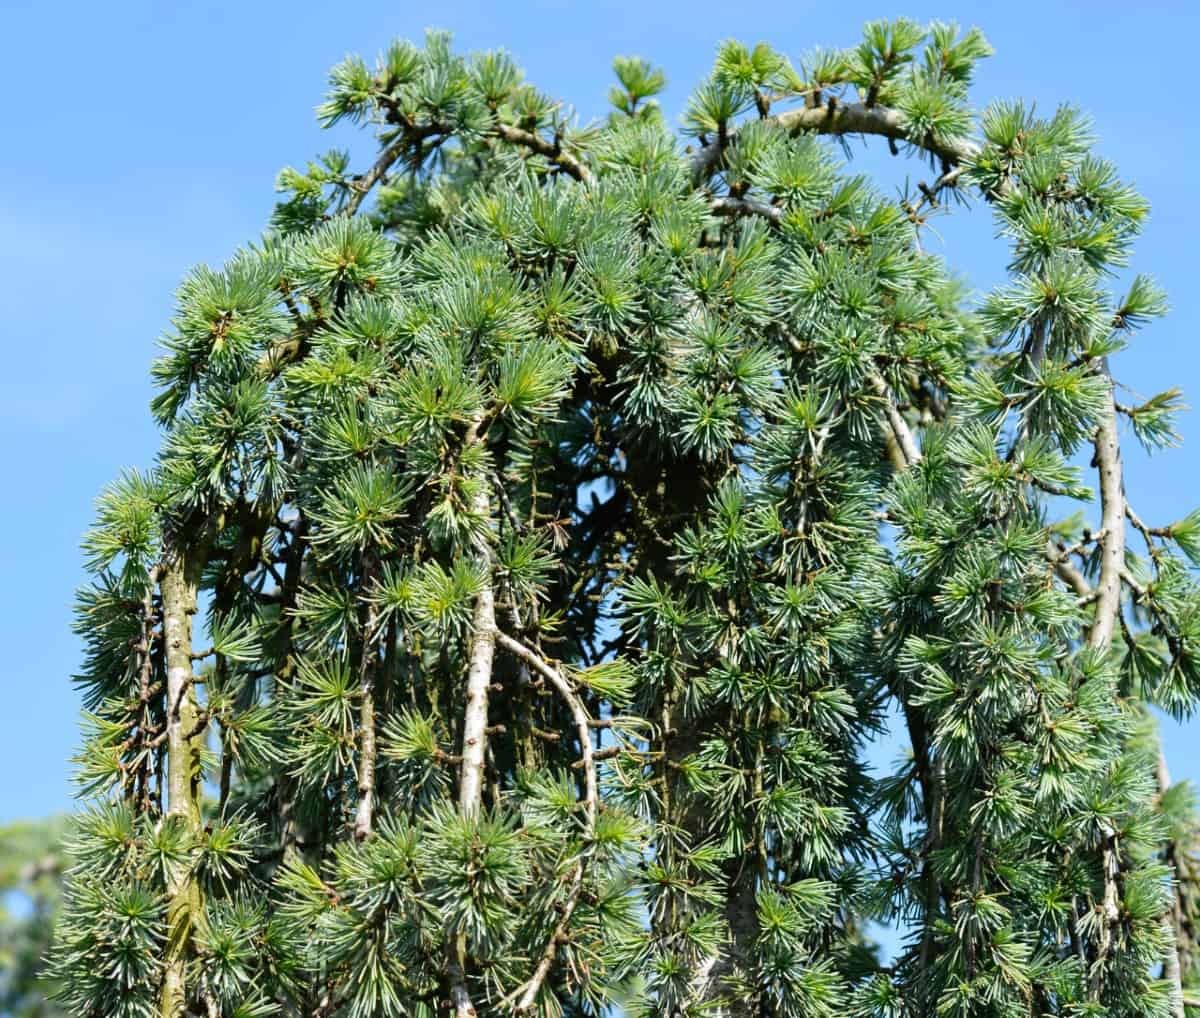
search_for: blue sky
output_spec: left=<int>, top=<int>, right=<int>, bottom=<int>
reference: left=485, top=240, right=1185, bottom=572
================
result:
left=2, top=0, right=1198, bottom=822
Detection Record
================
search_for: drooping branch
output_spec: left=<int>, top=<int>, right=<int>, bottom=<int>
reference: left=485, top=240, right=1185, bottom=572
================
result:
left=345, top=136, right=407, bottom=216
left=1047, top=543, right=1095, bottom=601
left=494, top=631, right=597, bottom=1013
left=344, top=121, right=446, bottom=216
left=870, top=384, right=952, bottom=1004
left=493, top=632, right=598, bottom=826
left=1083, top=370, right=1184, bottom=1014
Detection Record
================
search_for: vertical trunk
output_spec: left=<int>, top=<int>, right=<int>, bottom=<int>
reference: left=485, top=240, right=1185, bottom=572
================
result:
left=669, top=703, right=757, bottom=1015
left=458, top=424, right=495, bottom=822
left=159, top=552, right=206, bottom=1018
left=1084, top=382, right=1182, bottom=1009
left=699, top=862, right=758, bottom=1018
left=450, top=421, right=495, bottom=1017
left=1158, top=749, right=1187, bottom=1018
left=458, top=570, right=495, bottom=820
left=136, top=567, right=160, bottom=815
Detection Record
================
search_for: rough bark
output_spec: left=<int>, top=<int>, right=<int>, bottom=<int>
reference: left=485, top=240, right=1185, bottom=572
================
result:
left=158, top=551, right=206, bottom=1018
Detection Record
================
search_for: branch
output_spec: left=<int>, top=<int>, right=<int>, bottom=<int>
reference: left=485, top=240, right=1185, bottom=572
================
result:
left=1046, top=543, right=1094, bottom=601
left=494, top=631, right=597, bottom=1013
left=344, top=121, right=445, bottom=216
left=1088, top=377, right=1126, bottom=650
left=871, top=372, right=922, bottom=468
left=907, top=165, right=967, bottom=219
left=690, top=100, right=980, bottom=183
left=710, top=195, right=783, bottom=225
left=494, top=632, right=598, bottom=828
left=354, top=556, right=381, bottom=842
left=493, top=124, right=594, bottom=185
left=345, top=136, right=409, bottom=217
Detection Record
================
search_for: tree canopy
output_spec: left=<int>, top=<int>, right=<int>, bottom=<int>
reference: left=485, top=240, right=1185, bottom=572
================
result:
left=49, top=19, right=1200, bottom=1018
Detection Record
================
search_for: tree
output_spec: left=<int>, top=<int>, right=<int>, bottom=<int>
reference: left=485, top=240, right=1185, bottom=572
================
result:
left=48, top=19, right=1200, bottom=1018
left=0, top=816, right=68, bottom=1018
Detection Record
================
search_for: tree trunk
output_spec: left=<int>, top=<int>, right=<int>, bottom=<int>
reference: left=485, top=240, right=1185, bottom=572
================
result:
left=158, top=552, right=206, bottom=1018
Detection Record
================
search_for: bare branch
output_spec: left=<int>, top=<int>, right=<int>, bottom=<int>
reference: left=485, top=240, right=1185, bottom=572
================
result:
left=493, top=124, right=594, bottom=185
left=691, top=100, right=980, bottom=183
left=1047, top=543, right=1094, bottom=600
left=710, top=195, right=783, bottom=224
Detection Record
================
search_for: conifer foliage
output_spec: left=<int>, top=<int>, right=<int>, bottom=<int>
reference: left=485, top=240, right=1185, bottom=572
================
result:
left=52, top=20, right=1200, bottom=1018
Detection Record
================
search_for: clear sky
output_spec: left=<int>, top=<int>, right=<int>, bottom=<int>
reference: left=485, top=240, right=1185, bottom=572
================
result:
left=2, top=0, right=1198, bottom=822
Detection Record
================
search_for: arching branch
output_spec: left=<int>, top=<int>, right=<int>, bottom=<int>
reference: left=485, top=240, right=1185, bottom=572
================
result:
left=690, top=100, right=980, bottom=183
